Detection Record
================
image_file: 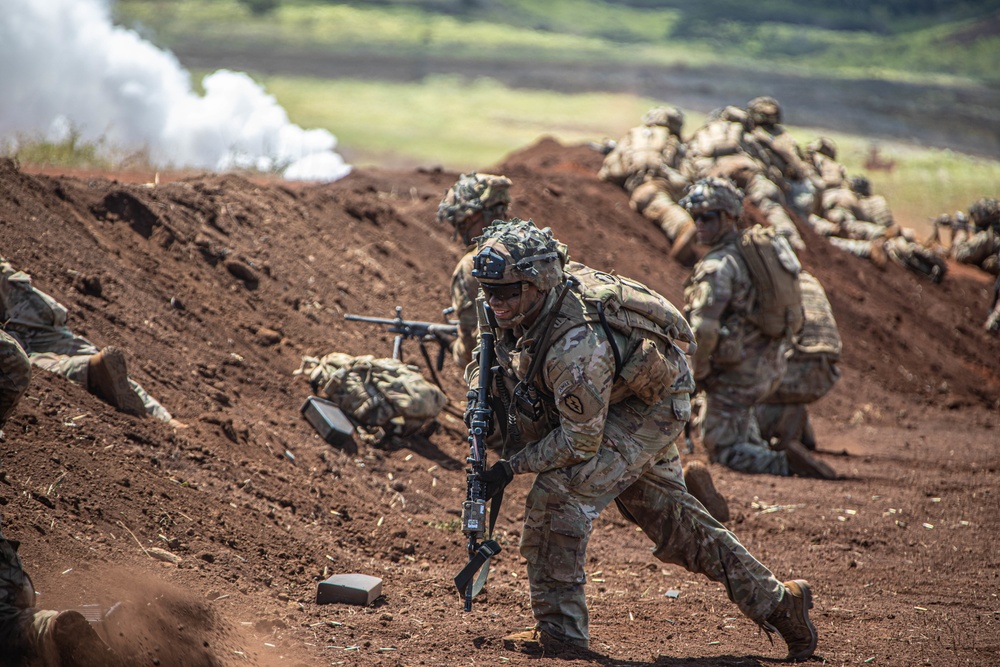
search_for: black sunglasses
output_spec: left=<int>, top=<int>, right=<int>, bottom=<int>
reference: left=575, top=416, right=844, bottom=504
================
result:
left=692, top=211, right=723, bottom=224
left=481, top=282, right=522, bottom=301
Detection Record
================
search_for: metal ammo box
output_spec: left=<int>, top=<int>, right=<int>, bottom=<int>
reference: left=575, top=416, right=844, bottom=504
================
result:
left=300, top=396, right=356, bottom=452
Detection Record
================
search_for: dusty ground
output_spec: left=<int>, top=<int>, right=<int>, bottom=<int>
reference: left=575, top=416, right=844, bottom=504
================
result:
left=1, top=139, right=998, bottom=667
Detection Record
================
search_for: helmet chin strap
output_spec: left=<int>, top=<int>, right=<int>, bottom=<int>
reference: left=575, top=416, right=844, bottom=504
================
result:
left=506, top=282, right=545, bottom=328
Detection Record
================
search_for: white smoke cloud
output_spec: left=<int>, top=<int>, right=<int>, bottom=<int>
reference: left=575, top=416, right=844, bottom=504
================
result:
left=0, top=0, right=350, bottom=181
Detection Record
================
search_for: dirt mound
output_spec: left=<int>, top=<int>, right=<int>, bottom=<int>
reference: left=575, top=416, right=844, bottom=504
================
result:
left=1, top=141, right=998, bottom=666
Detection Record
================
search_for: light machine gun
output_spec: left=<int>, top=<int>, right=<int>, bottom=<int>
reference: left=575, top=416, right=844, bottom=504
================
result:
left=453, top=317, right=502, bottom=612
left=343, top=306, right=457, bottom=386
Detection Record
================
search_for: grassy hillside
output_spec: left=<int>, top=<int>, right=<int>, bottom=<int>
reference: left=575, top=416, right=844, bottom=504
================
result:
left=116, top=0, right=1000, bottom=83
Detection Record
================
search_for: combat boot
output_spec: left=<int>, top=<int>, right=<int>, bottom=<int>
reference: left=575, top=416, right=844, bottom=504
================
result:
left=784, top=441, right=837, bottom=480
left=51, top=609, right=121, bottom=667
left=503, top=627, right=594, bottom=657
left=869, top=237, right=888, bottom=270
left=87, top=347, right=146, bottom=416
left=683, top=460, right=730, bottom=522
left=763, top=580, right=817, bottom=661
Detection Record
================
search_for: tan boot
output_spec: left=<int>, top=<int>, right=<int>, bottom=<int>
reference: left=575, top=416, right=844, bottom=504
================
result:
left=503, top=627, right=592, bottom=655
left=785, top=441, right=837, bottom=479
left=51, top=610, right=121, bottom=667
left=683, top=460, right=730, bottom=522
left=764, top=580, right=818, bottom=661
left=869, top=237, right=888, bottom=270
left=87, top=347, right=146, bottom=416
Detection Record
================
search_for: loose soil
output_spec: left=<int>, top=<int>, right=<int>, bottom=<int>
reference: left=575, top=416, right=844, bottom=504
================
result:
left=1, top=139, right=998, bottom=667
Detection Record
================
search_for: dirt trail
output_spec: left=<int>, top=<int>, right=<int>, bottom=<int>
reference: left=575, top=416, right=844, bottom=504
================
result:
left=0, top=141, right=998, bottom=666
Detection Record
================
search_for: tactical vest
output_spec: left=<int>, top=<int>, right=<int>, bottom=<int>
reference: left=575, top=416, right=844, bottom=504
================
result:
left=795, top=272, right=841, bottom=358
left=737, top=225, right=804, bottom=339
left=531, top=264, right=696, bottom=406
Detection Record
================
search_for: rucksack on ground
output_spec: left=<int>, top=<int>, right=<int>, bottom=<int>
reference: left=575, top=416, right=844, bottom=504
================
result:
left=300, top=353, right=446, bottom=437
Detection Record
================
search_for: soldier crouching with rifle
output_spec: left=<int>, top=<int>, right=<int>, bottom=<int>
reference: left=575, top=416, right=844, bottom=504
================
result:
left=459, top=218, right=818, bottom=660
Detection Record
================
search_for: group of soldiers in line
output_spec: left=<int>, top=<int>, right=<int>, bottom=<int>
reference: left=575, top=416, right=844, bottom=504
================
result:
left=431, top=100, right=993, bottom=658
left=598, top=96, right=1000, bottom=331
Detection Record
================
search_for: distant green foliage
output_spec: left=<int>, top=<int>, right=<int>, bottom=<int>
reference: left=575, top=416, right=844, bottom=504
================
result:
left=115, top=0, right=1000, bottom=83
left=238, top=0, right=280, bottom=16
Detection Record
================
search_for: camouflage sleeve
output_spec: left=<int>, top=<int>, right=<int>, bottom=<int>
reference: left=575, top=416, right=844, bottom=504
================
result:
left=450, top=252, right=480, bottom=367
left=507, top=325, right=615, bottom=475
left=685, top=257, right=735, bottom=379
left=952, top=230, right=1000, bottom=267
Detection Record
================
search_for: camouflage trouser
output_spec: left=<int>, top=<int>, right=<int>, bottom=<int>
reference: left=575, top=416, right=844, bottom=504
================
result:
left=520, top=394, right=782, bottom=646
left=0, top=608, right=62, bottom=667
left=628, top=178, right=693, bottom=243
left=841, top=218, right=890, bottom=241
left=806, top=214, right=839, bottom=237
left=702, top=338, right=790, bottom=475
left=827, top=236, right=876, bottom=262
left=0, top=331, right=32, bottom=428
left=10, top=328, right=171, bottom=422
left=755, top=353, right=839, bottom=448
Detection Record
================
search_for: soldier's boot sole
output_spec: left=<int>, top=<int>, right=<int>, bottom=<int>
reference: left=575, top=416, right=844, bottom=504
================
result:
left=51, top=610, right=120, bottom=667
left=87, top=347, right=146, bottom=416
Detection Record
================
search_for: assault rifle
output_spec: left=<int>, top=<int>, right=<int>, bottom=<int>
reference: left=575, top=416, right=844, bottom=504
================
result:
left=453, top=309, right=502, bottom=611
left=343, top=307, right=457, bottom=385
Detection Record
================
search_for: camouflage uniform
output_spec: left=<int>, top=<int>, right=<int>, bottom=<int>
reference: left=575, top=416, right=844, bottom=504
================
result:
left=684, top=228, right=791, bottom=474
left=0, top=258, right=171, bottom=422
left=437, top=173, right=513, bottom=366
left=805, top=137, right=846, bottom=191
left=683, top=107, right=805, bottom=251
left=746, top=96, right=819, bottom=222
left=756, top=272, right=841, bottom=449
left=599, top=106, right=696, bottom=252
left=0, top=330, right=31, bottom=429
left=1, top=522, right=117, bottom=667
left=468, top=220, right=790, bottom=649
left=950, top=198, right=1000, bottom=275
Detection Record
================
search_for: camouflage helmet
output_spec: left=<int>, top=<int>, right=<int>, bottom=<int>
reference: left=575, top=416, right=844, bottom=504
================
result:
left=849, top=175, right=872, bottom=197
left=747, top=95, right=782, bottom=127
left=436, top=172, right=512, bottom=240
left=679, top=177, right=744, bottom=219
left=807, top=136, right=837, bottom=160
left=642, top=105, right=684, bottom=136
left=969, top=197, right=1000, bottom=228
left=472, top=218, right=565, bottom=292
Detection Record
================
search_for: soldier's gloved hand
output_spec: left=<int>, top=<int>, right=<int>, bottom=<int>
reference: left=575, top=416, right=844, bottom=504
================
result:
left=479, top=460, right=514, bottom=500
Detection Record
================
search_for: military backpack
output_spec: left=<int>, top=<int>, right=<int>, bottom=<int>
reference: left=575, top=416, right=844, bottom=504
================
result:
left=736, top=224, right=804, bottom=339
left=305, top=353, right=447, bottom=437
